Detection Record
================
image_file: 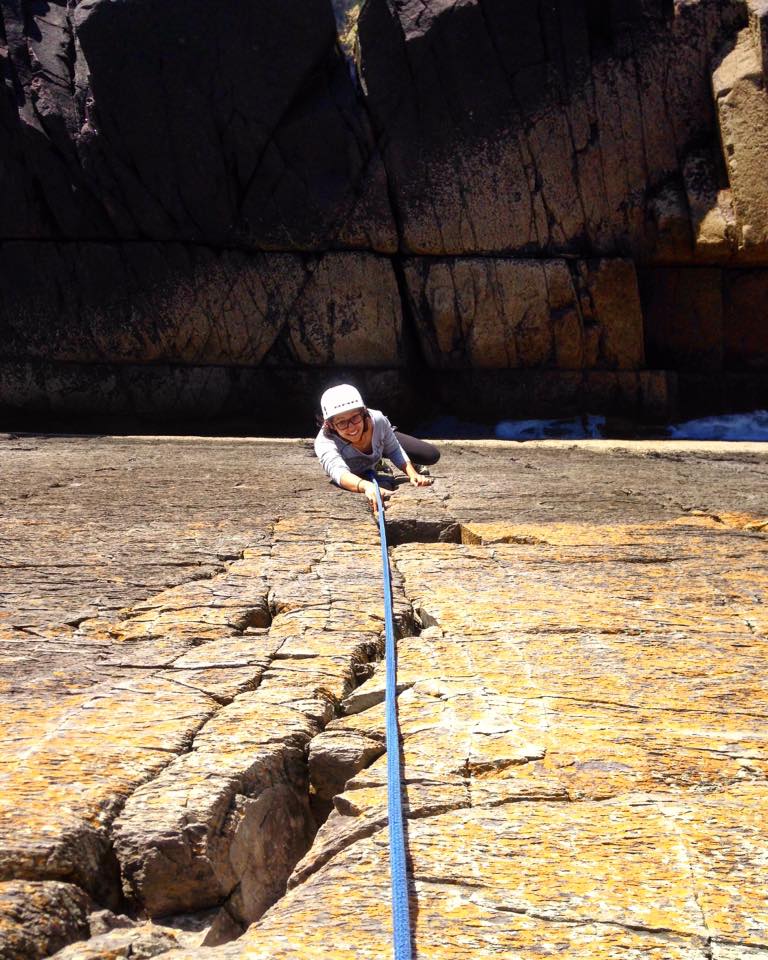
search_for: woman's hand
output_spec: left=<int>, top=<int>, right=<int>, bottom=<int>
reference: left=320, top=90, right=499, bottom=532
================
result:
left=405, top=464, right=434, bottom=487
left=361, top=480, right=390, bottom=515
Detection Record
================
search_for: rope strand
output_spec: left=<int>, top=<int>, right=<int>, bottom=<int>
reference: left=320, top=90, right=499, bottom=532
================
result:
left=372, top=477, right=413, bottom=960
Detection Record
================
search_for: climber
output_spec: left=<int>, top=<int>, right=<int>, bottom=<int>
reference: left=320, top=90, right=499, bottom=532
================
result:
left=314, top=383, right=439, bottom=515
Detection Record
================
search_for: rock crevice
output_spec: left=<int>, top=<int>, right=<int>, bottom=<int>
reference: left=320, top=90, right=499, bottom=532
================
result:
left=2, top=437, right=768, bottom=958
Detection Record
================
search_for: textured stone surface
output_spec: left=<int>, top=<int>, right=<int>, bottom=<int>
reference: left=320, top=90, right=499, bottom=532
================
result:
left=0, top=362, right=682, bottom=423
left=2, top=435, right=767, bottom=957
left=713, top=26, right=768, bottom=254
left=641, top=267, right=725, bottom=371
left=0, top=881, right=91, bottom=960
left=723, top=269, right=768, bottom=369
left=404, top=257, right=644, bottom=370
left=0, top=364, right=415, bottom=424
left=0, top=0, right=755, bottom=259
left=3, top=0, right=768, bottom=420
left=0, top=246, right=403, bottom=368
left=640, top=264, right=768, bottom=379
left=111, top=519, right=409, bottom=929
left=49, top=923, right=180, bottom=959
left=0, top=0, right=394, bottom=250
left=357, top=0, right=744, bottom=259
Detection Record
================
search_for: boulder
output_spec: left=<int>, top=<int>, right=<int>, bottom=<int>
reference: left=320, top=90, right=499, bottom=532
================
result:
left=49, top=923, right=180, bottom=959
left=713, top=26, right=768, bottom=255
left=0, top=881, right=91, bottom=960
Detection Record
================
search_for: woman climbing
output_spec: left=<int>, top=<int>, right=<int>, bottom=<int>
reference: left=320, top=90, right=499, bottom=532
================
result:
left=314, top=384, right=440, bottom=514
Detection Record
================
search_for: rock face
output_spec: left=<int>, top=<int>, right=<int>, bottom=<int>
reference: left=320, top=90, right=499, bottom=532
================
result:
left=1, top=0, right=767, bottom=420
left=0, top=247, right=403, bottom=368
left=0, top=0, right=394, bottom=250
left=403, top=257, right=645, bottom=370
left=0, top=882, right=91, bottom=960
left=1, top=434, right=767, bottom=957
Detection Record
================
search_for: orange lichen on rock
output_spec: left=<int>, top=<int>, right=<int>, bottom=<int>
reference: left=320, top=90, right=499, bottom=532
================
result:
left=2, top=437, right=768, bottom=958
left=252, top=512, right=767, bottom=960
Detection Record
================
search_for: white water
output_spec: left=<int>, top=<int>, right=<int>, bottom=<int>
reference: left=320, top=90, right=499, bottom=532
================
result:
left=667, top=410, right=768, bottom=441
left=495, top=415, right=606, bottom=440
left=420, top=411, right=768, bottom=441
left=494, top=410, right=768, bottom=441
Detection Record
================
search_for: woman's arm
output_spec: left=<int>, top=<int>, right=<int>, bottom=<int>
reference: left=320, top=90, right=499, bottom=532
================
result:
left=337, top=470, right=390, bottom=512
left=376, top=414, right=433, bottom=488
left=314, top=431, right=351, bottom=485
left=400, top=461, right=434, bottom=487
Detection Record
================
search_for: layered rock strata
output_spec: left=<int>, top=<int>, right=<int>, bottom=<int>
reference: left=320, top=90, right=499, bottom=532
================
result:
left=1, top=434, right=767, bottom=957
left=2, top=0, right=768, bottom=419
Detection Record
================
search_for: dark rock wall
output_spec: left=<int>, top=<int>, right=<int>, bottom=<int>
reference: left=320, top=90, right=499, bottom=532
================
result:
left=1, top=0, right=766, bottom=424
left=1, top=0, right=393, bottom=248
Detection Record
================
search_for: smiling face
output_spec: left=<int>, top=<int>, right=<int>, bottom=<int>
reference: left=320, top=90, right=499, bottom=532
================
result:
left=330, top=408, right=366, bottom=441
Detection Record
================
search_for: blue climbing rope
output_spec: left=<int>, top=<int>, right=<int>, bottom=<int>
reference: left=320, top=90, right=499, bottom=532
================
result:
left=371, top=477, right=413, bottom=960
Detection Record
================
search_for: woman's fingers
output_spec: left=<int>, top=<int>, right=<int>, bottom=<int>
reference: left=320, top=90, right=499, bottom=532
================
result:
left=364, top=489, right=389, bottom=513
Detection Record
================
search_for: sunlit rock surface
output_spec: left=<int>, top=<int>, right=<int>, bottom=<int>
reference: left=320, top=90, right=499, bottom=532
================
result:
left=1, top=434, right=766, bottom=958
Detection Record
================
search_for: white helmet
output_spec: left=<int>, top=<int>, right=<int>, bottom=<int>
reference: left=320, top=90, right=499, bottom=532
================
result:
left=320, top=384, right=365, bottom=420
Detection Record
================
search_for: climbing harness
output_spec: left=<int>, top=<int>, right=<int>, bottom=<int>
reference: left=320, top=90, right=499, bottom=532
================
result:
left=371, top=477, right=414, bottom=960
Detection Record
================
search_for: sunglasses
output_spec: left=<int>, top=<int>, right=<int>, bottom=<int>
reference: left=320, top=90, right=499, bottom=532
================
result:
left=332, top=413, right=364, bottom=431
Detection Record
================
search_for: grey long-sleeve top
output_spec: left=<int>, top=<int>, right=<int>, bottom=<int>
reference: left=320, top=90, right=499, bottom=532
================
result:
left=314, top=409, right=409, bottom=485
